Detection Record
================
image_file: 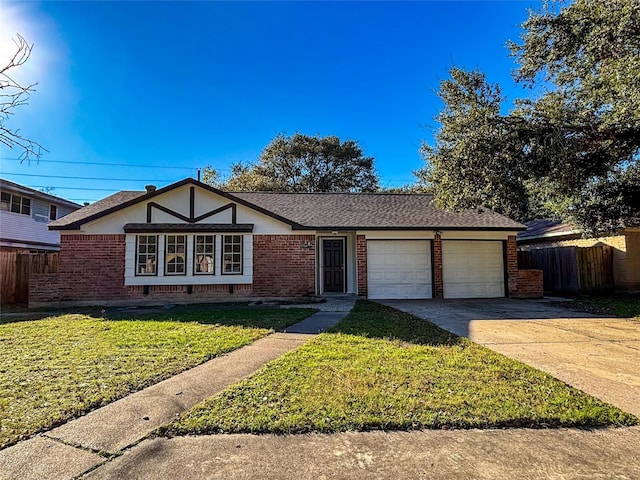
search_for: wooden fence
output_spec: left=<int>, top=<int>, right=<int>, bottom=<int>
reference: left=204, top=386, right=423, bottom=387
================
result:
left=0, top=252, right=58, bottom=305
left=518, top=245, right=613, bottom=293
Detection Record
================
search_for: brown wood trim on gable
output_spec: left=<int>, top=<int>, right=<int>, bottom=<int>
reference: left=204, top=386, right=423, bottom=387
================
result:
left=50, top=178, right=301, bottom=231
left=146, top=187, right=238, bottom=224
left=124, top=223, right=254, bottom=233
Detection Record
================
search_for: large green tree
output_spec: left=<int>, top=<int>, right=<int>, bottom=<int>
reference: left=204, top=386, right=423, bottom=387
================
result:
left=420, top=0, right=640, bottom=235
left=206, top=133, right=379, bottom=192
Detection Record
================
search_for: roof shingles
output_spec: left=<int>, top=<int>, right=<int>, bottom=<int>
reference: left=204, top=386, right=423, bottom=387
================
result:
left=49, top=179, right=525, bottom=231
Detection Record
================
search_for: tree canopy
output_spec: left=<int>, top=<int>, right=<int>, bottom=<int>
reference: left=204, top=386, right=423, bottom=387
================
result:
left=205, top=133, right=379, bottom=193
left=419, top=0, right=640, bottom=235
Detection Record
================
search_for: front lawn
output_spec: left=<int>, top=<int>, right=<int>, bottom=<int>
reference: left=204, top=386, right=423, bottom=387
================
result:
left=165, top=301, right=637, bottom=436
left=0, top=306, right=313, bottom=449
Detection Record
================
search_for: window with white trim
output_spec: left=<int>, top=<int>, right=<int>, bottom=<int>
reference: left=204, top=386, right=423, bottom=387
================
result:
left=1, top=192, right=31, bottom=215
left=136, top=235, right=158, bottom=275
left=222, top=235, right=242, bottom=274
left=194, top=235, right=215, bottom=274
left=165, top=235, right=186, bottom=275
left=49, top=204, right=58, bottom=220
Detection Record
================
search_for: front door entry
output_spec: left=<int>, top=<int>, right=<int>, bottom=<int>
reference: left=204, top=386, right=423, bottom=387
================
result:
left=323, top=239, right=345, bottom=293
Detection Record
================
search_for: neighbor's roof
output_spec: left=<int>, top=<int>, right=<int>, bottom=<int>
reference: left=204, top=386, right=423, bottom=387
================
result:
left=49, top=178, right=525, bottom=231
left=1, top=178, right=82, bottom=209
left=517, top=219, right=580, bottom=242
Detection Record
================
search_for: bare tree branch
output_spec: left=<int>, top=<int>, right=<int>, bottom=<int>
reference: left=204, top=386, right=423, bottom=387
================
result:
left=0, top=34, right=47, bottom=162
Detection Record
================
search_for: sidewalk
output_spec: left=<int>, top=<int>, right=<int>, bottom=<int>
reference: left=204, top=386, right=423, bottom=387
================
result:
left=0, top=307, right=351, bottom=480
left=85, top=427, right=640, bottom=479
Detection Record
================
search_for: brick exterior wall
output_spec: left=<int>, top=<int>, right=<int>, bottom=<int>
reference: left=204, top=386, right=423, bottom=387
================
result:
left=31, top=234, right=134, bottom=304
left=30, top=233, right=317, bottom=307
left=433, top=234, right=443, bottom=299
left=506, top=235, right=519, bottom=297
left=356, top=235, right=367, bottom=297
left=513, top=269, right=543, bottom=298
left=251, top=234, right=316, bottom=297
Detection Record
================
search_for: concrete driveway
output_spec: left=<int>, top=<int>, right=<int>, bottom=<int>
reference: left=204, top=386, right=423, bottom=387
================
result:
left=381, top=298, right=640, bottom=418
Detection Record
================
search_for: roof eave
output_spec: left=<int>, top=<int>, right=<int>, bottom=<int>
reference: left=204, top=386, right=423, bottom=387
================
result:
left=292, top=225, right=526, bottom=232
left=49, top=178, right=305, bottom=231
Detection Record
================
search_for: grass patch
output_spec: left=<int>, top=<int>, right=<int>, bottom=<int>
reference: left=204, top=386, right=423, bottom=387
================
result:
left=165, top=300, right=637, bottom=436
left=0, top=306, right=313, bottom=449
left=562, top=294, right=640, bottom=319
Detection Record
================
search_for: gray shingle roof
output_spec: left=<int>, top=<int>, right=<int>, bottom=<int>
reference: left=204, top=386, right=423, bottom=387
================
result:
left=49, top=179, right=525, bottom=231
left=517, top=219, right=579, bottom=241
left=232, top=192, right=524, bottom=230
left=1, top=178, right=82, bottom=209
left=48, top=191, right=145, bottom=229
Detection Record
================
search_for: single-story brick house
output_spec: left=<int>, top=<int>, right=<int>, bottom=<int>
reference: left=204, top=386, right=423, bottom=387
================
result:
left=30, top=178, right=541, bottom=306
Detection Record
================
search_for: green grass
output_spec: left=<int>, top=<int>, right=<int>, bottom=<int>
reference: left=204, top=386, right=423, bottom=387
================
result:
left=563, top=294, right=640, bottom=319
left=165, top=301, right=637, bottom=436
left=0, top=306, right=314, bottom=449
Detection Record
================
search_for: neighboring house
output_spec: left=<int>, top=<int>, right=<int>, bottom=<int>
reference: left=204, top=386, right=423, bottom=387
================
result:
left=518, top=220, right=640, bottom=291
left=0, top=178, right=81, bottom=252
left=30, top=178, right=540, bottom=306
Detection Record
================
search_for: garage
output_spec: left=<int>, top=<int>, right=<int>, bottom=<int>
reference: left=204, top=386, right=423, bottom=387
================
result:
left=442, top=240, right=505, bottom=299
left=367, top=240, right=432, bottom=299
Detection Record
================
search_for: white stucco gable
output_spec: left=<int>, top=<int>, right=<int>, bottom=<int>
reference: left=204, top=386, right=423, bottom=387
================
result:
left=80, top=183, right=294, bottom=235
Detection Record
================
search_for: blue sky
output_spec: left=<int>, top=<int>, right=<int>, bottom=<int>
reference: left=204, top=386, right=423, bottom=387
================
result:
left=1, top=1, right=537, bottom=203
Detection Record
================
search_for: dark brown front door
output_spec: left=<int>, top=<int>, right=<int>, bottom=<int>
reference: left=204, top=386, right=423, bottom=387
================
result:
left=323, top=239, right=345, bottom=293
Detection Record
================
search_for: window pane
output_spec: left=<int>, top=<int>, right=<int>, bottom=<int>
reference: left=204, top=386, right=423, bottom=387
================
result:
left=221, top=235, right=242, bottom=275
left=136, top=235, right=157, bottom=275
left=10, top=201, right=20, bottom=213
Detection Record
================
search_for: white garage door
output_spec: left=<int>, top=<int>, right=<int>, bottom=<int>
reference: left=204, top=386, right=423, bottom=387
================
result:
left=367, top=240, right=432, bottom=299
left=442, top=241, right=504, bottom=299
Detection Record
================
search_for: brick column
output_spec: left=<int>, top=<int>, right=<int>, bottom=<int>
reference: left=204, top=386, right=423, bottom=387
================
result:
left=506, top=235, right=518, bottom=297
left=433, top=234, right=443, bottom=298
left=356, top=235, right=367, bottom=297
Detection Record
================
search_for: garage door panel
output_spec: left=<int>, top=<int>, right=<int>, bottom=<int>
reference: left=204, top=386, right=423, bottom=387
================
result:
left=442, top=241, right=504, bottom=299
left=367, top=240, right=432, bottom=300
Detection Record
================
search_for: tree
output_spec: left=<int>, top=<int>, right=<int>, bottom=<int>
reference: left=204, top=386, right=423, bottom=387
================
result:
left=209, top=133, right=379, bottom=192
left=418, top=67, right=530, bottom=220
left=0, top=34, right=45, bottom=161
left=420, top=0, right=640, bottom=234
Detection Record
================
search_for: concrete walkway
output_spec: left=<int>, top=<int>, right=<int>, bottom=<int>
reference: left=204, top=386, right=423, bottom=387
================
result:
left=381, top=298, right=640, bottom=418
left=0, top=307, right=351, bottom=480
left=84, top=426, right=640, bottom=479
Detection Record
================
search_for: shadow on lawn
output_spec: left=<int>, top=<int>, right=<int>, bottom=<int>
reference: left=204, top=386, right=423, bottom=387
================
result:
left=327, top=300, right=462, bottom=347
left=0, top=303, right=317, bottom=331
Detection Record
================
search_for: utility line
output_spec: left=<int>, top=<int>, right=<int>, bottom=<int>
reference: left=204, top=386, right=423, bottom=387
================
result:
left=2, top=157, right=230, bottom=171
left=28, top=185, right=123, bottom=192
left=2, top=172, right=181, bottom=182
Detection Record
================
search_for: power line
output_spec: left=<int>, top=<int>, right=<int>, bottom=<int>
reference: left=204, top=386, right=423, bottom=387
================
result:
left=2, top=157, right=231, bottom=172
left=28, top=185, right=122, bottom=192
left=2, top=172, right=182, bottom=182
